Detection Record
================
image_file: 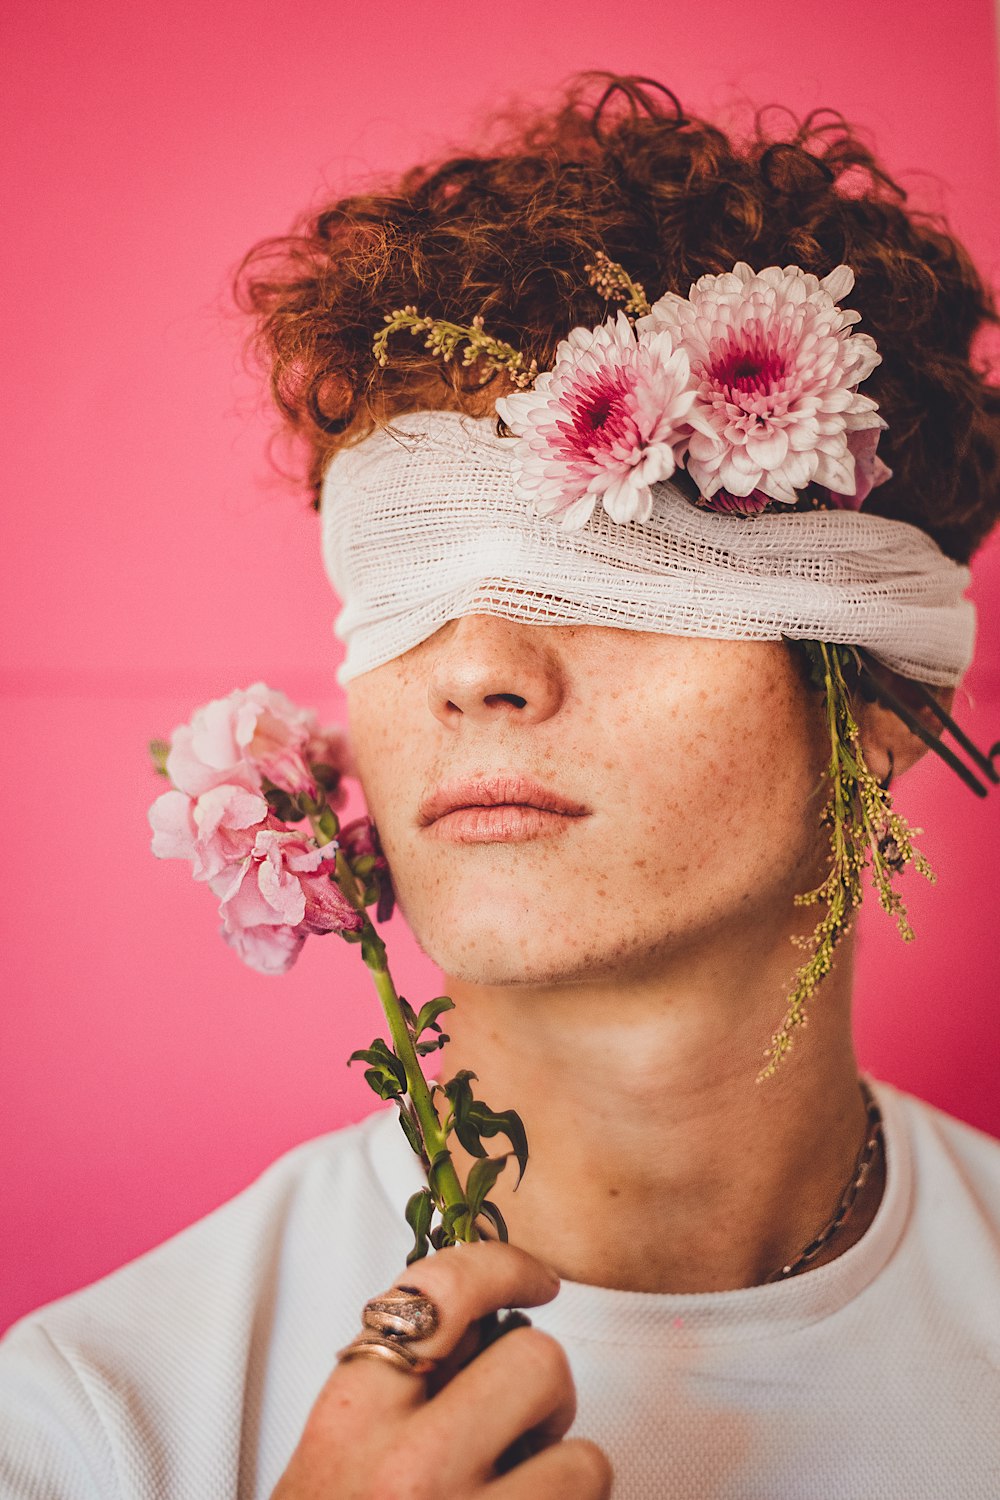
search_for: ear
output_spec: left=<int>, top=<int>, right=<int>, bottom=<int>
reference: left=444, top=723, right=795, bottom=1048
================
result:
left=853, top=672, right=954, bottom=784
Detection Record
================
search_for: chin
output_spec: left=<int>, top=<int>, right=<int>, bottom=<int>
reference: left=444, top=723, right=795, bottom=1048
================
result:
left=404, top=900, right=681, bottom=988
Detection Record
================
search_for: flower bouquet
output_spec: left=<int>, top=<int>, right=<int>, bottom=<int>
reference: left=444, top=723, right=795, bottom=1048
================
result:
left=148, top=682, right=527, bottom=1266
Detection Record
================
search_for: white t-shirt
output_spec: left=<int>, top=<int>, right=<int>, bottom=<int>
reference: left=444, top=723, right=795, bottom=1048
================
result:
left=1, top=1072, right=999, bottom=1499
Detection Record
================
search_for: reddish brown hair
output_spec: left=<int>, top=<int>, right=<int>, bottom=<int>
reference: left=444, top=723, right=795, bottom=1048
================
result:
left=235, top=72, right=1000, bottom=563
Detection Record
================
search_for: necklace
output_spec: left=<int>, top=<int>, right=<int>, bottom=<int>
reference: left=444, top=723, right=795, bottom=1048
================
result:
left=763, top=1077, right=884, bottom=1283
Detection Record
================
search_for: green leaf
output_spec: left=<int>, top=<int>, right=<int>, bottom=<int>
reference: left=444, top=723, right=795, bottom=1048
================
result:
left=443, top=1071, right=487, bottom=1159
left=427, top=1148, right=455, bottom=1198
left=443, top=1067, right=478, bottom=1092
left=364, top=1067, right=402, bottom=1102
left=414, top=996, right=455, bottom=1038
left=398, top=996, right=419, bottom=1031
left=347, top=1038, right=406, bottom=1090
left=465, top=1153, right=508, bottom=1218
left=397, top=1106, right=424, bottom=1158
left=404, top=1188, right=434, bottom=1265
left=148, top=739, right=171, bottom=776
left=476, top=1199, right=509, bottom=1242
left=466, top=1103, right=528, bottom=1188
left=441, top=1200, right=471, bottom=1241
left=415, top=1031, right=449, bottom=1056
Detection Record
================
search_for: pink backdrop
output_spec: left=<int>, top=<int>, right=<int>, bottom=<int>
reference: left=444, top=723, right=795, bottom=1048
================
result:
left=3, top=0, right=999, bottom=1334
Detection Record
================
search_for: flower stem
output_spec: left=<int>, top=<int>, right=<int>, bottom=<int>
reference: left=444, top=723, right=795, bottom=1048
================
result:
left=363, top=947, right=472, bottom=1237
left=307, top=803, right=473, bottom=1239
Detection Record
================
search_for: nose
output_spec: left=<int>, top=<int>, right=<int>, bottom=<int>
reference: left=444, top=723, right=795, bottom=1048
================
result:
left=426, top=613, right=566, bottom=728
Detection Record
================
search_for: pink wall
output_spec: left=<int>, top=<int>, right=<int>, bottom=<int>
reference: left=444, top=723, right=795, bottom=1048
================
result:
left=3, top=0, right=999, bottom=1333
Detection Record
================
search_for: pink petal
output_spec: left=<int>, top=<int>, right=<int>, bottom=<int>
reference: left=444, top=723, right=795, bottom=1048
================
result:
left=221, top=922, right=305, bottom=975
left=148, top=790, right=198, bottom=861
left=300, top=873, right=365, bottom=934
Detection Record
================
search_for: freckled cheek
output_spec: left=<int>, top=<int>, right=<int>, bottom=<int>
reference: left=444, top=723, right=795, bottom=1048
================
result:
left=344, top=690, right=417, bottom=835
left=608, top=681, right=804, bottom=886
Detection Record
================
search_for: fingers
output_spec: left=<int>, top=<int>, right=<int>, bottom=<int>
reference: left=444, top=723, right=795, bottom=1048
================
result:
left=487, top=1437, right=614, bottom=1500
left=319, top=1239, right=561, bottom=1416
left=405, top=1323, right=577, bottom=1490
left=372, top=1239, right=560, bottom=1368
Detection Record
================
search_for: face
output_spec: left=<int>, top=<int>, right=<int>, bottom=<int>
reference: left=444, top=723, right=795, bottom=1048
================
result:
left=345, top=615, right=832, bottom=986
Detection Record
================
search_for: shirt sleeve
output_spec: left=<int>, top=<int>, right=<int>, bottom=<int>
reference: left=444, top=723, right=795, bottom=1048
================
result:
left=0, top=1321, right=120, bottom=1500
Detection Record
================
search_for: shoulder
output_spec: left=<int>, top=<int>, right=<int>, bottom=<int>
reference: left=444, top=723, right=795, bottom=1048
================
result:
left=874, top=1076, right=1000, bottom=1289
left=3, top=1110, right=389, bottom=1350
left=0, top=1108, right=408, bottom=1499
left=882, top=1078, right=1000, bottom=1209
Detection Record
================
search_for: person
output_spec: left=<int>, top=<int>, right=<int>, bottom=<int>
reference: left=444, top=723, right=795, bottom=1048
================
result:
left=2, top=72, right=1000, bottom=1500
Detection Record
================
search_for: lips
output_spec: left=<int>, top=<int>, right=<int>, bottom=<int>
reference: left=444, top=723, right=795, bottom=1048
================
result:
left=418, top=774, right=590, bottom=826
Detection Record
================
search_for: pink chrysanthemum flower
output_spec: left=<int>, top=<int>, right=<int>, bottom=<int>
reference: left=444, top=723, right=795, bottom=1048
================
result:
left=637, top=263, right=884, bottom=506
left=494, top=310, right=703, bottom=530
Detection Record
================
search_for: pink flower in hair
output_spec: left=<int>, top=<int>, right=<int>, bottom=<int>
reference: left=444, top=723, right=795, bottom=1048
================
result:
left=495, top=310, right=705, bottom=530
left=638, top=263, right=884, bottom=507
left=828, top=424, right=894, bottom=510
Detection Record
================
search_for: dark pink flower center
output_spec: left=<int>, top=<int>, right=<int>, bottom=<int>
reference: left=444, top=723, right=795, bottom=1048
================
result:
left=710, top=333, right=787, bottom=399
left=585, top=392, right=615, bottom=429
left=561, top=369, right=636, bottom=458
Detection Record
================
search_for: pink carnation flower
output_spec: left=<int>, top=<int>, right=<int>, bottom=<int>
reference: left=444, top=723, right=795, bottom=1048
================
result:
left=148, top=783, right=269, bottom=881
left=208, top=829, right=364, bottom=975
left=164, top=682, right=350, bottom=803
left=638, top=263, right=883, bottom=506
left=221, top=922, right=306, bottom=976
left=149, top=690, right=371, bottom=977
left=495, top=310, right=703, bottom=530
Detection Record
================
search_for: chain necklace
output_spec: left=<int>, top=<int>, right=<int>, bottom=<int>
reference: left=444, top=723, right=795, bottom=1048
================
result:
left=763, top=1077, right=884, bottom=1283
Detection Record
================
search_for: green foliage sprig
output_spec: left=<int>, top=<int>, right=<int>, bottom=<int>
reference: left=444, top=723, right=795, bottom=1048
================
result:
left=584, top=250, right=651, bottom=318
left=758, top=640, right=935, bottom=1083
left=372, top=307, right=538, bottom=390
left=349, top=986, right=527, bottom=1265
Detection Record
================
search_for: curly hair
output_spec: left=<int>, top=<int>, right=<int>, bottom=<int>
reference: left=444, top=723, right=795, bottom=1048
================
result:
left=234, top=72, right=1000, bottom=564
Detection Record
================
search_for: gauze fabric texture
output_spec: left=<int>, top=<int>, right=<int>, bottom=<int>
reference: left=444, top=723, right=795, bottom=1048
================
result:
left=320, top=410, right=975, bottom=688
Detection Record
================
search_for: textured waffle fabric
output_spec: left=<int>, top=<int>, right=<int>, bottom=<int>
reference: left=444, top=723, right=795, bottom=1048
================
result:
left=2, top=1075, right=999, bottom=1499
left=320, top=412, right=976, bottom=688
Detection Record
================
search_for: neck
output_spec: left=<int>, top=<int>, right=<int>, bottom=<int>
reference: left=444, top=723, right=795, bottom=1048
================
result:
left=433, top=924, right=883, bottom=1294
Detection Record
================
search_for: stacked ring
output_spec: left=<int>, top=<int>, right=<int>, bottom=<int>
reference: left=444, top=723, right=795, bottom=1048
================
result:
left=335, top=1285, right=442, bottom=1377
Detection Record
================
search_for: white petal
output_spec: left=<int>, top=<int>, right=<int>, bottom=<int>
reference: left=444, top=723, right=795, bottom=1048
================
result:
left=744, top=427, right=790, bottom=469
left=781, top=449, right=818, bottom=488
left=687, top=457, right=722, bottom=496
left=719, top=453, right=762, bottom=495
left=602, top=471, right=650, bottom=523
left=820, top=264, right=855, bottom=302
left=631, top=441, right=674, bottom=483
left=561, top=491, right=602, bottom=528
left=759, top=468, right=800, bottom=504
left=814, top=451, right=856, bottom=493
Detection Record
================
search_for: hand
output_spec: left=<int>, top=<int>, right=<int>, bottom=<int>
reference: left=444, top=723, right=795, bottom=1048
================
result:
left=271, top=1239, right=613, bottom=1498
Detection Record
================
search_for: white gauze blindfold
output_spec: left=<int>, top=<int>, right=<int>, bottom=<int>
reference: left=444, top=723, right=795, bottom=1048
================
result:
left=320, top=409, right=975, bottom=689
